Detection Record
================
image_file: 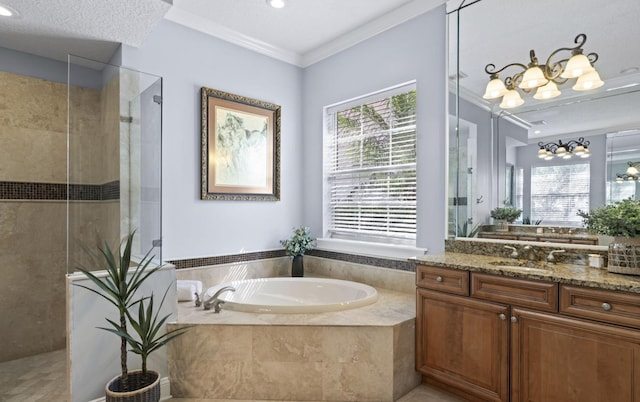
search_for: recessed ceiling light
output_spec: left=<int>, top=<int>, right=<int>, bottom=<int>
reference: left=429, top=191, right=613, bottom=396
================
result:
left=533, top=130, right=541, bottom=134
left=0, top=3, right=18, bottom=17
left=267, top=0, right=285, bottom=9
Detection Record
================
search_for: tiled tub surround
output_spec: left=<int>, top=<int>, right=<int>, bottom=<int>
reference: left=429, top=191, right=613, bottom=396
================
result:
left=170, top=255, right=419, bottom=401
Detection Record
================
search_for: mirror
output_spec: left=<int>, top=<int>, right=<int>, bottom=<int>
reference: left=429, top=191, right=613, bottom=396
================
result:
left=447, top=0, right=640, bottom=244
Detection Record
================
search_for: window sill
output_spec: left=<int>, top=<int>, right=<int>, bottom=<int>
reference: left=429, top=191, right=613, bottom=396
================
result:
left=316, top=238, right=428, bottom=260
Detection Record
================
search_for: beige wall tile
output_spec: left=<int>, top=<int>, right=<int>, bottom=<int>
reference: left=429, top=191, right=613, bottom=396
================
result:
left=0, top=203, right=66, bottom=362
left=252, top=361, right=324, bottom=400
left=253, top=326, right=323, bottom=363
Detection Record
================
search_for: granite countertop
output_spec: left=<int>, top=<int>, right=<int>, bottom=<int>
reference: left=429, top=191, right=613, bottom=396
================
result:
left=479, top=231, right=598, bottom=240
left=414, top=252, right=640, bottom=294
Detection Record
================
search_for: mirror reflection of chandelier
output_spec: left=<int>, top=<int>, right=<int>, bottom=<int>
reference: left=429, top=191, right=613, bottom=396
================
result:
left=537, top=137, right=590, bottom=160
left=616, top=162, right=640, bottom=182
left=482, top=33, right=604, bottom=109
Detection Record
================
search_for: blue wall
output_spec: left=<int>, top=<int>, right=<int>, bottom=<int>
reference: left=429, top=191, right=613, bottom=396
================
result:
left=120, top=20, right=305, bottom=260
left=302, top=6, right=448, bottom=253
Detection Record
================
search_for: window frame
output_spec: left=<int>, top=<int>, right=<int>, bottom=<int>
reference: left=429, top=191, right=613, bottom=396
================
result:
left=322, top=81, right=418, bottom=248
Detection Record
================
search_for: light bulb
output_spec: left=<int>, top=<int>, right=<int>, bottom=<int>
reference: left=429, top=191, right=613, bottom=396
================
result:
left=533, top=81, right=561, bottom=100
left=538, top=148, right=547, bottom=158
left=556, top=146, right=567, bottom=156
left=627, top=165, right=639, bottom=176
left=268, top=0, right=285, bottom=8
left=499, top=89, right=524, bottom=109
left=483, top=78, right=507, bottom=99
left=561, top=53, right=594, bottom=79
left=573, top=70, right=604, bottom=91
left=519, top=66, right=548, bottom=89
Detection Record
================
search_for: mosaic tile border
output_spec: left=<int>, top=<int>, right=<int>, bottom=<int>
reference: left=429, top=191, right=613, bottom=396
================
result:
left=169, top=248, right=416, bottom=272
left=168, top=249, right=287, bottom=269
left=0, top=180, right=120, bottom=201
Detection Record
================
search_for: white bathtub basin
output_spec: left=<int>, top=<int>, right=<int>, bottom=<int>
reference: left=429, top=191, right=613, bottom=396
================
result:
left=203, top=277, right=378, bottom=313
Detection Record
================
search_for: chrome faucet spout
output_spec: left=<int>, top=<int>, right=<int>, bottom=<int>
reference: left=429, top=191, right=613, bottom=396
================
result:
left=203, top=286, right=236, bottom=312
left=523, top=245, right=536, bottom=262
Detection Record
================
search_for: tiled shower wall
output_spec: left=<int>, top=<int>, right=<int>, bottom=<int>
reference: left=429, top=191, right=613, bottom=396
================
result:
left=0, top=70, right=119, bottom=362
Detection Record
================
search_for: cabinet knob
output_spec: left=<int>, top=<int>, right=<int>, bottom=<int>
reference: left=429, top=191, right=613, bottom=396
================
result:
left=510, top=316, right=518, bottom=323
left=602, top=302, right=612, bottom=311
left=498, top=313, right=507, bottom=321
left=435, top=276, right=443, bottom=282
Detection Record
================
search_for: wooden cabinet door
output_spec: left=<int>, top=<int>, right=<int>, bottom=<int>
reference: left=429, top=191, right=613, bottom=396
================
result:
left=511, top=308, right=640, bottom=402
left=417, top=288, right=509, bottom=402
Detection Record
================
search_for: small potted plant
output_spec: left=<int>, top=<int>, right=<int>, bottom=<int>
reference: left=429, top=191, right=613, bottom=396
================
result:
left=490, top=206, right=522, bottom=231
left=578, top=199, right=640, bottom=275
left=75, top=232, right=190, bottom=402
left=280, top=226, right=316, bottom=277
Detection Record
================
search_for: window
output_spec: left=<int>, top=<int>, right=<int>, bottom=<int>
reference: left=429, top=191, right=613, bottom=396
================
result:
left=324, top=83, right=417, bottom=245
left=607, top=181, right=636, bottom=203
left=530, top=163, right=590, bottom=226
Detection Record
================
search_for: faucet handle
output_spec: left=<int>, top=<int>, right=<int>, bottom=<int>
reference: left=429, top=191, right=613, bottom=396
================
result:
left=547, top=249, right=566, bottom=263
left=194, top=292, right=202, bottom=308
left=504, top=245, right=518, bottom=259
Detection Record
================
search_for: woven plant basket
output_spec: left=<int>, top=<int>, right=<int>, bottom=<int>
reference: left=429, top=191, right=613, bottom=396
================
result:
left=105, top=370, right=160, bottom=402
left=608, top=237, right=640, bottom=276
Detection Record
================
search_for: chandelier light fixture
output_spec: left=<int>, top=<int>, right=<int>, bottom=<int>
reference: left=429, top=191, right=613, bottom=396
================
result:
left=537, top=137, right=590, bottom=160
left=483, top=34, right=604, bottom=109
left=616, top=162, right=640, bottom=182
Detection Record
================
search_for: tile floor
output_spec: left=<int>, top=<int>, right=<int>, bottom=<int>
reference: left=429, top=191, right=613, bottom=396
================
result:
left=0, top=349, right=466, bottom=402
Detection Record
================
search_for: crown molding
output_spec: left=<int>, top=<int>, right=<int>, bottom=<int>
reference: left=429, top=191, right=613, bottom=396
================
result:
left=300, top=0, right=445, bottom=67
left=163, top=7, right=302, bottom=66
left=164, top=0, right=445, bottom=68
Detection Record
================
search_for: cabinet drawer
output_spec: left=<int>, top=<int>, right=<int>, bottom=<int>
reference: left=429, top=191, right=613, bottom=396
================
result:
left=560, top=285, right=640, bottom=329
left=471, top=273, right=558, bottom=312
left=416, top=265, right=469, bottom=296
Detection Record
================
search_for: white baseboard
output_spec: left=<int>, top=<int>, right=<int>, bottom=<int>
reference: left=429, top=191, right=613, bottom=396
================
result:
left=87, top=377, right=171, bottom=402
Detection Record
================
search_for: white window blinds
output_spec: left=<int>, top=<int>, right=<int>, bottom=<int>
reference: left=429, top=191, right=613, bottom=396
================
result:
left=324, top=84, right=417, bottom=244
left=531, top=163, right=590, bottom=226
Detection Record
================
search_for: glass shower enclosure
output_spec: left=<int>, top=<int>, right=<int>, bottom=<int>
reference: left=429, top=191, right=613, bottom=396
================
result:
left=66, top=55, right=163, bottom=272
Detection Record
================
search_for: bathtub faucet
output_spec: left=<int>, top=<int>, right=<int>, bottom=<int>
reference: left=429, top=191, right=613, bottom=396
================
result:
left=203, top=286, right=236, bottom=313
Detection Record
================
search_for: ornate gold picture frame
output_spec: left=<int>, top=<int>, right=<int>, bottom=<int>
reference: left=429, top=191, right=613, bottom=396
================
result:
left=201, top=87, right=280, bottom=201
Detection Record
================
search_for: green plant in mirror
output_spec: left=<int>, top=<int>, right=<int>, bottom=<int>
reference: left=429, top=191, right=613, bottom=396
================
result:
left=456, top=221, right=481, bottom=237
left=522, top=216, right=543, bottom=225
left=578, top=198, right=640, bottom=237
left=490, top=207, right=522, bottom=223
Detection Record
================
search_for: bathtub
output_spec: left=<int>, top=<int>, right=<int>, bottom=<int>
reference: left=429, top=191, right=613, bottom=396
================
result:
left=203, top=277, right=378, bottom=313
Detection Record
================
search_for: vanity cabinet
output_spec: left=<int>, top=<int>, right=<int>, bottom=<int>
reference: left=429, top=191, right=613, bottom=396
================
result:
left=416, top=264, right=640, bottom=402
left=511, top=308, right=640, bottom=402
left=416, top=288, right=509, bottom=402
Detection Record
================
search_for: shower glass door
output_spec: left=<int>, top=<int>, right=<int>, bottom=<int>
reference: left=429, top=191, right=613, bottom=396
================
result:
left=66, top=55, right=162, bottom=272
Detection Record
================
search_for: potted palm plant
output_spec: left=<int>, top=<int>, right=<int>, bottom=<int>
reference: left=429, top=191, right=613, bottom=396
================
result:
left=76, top=232, right=190, bottom=402
left=578, top=199, right=640, bottom=275
left=280, top=226, right=316, bottom=277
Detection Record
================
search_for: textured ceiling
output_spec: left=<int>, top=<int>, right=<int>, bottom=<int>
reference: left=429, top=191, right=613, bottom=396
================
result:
left=0, top=0, right=171, bottom=62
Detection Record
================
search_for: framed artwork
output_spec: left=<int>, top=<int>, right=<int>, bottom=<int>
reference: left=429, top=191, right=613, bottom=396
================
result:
left=201, top=87, right=280, bottom=201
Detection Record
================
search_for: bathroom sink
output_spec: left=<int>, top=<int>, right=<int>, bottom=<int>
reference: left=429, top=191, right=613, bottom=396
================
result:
left=488, top=260, right=552, bottom=273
